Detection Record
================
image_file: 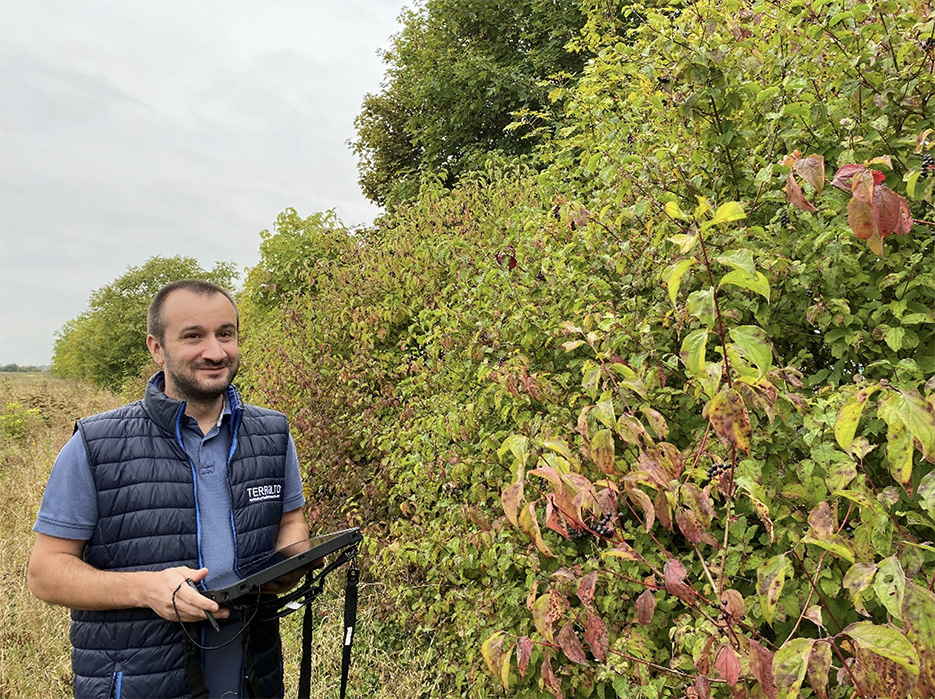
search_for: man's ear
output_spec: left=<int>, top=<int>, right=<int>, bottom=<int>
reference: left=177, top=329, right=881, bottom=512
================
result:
left=146, top=334, right=165, bottom=366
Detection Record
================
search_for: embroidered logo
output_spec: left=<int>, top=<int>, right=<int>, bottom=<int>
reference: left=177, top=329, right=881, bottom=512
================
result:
left=247, top=484, right=282, bottom=503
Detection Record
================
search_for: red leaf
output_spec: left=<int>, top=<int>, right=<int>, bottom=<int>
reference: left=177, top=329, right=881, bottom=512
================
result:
left=847, top=197, right=875, bottom=240
left=676, top=508, right=704, bottom=544
left=584, top=612, right=609, bottom=663
left=793, top=154, right=825, bottom=194
left=831, top=163, right=866, bottom=192
left=541, top=649, right=563, bottom=698
left=544, top=495, right=569, bottom=539
left=557, top=621, right=589, bottom=665
left=870, top=169, right=886, bottom=185
left=783, top=173, right=818, bottom=212
left=577, top=571, right=598, bottom=610
left=715, top=644, right=741, bottom=686
left=664, top=558, right=696, bottom=605
left=635, top=589, right=656, bottom=625
left=516, top=636, right=533, bottom=679
left=850, top=169, right=875, bottom=205
left=694, top=674, right=712, bottom=699
left=749, top=638, right=778, bottom=699
left=873, top=185, right=911, bottom=238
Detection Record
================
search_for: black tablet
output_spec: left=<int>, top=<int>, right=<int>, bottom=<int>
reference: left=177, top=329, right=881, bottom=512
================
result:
left=203, top=527, right=362, bottom=604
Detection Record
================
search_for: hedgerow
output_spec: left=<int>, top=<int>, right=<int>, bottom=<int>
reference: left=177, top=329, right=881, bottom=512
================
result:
left=240, top=0, right=935, bottom=696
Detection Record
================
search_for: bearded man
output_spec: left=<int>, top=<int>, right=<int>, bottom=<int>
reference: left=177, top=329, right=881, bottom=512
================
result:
left=28, top=279, right=307, bottom=698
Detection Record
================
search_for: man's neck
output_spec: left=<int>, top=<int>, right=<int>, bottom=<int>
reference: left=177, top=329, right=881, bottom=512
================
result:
left=184, top=397, right=225, bottom=435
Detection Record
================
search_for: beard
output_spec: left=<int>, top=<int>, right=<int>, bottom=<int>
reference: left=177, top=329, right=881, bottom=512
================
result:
left=163, top=355, right=239, bottom=404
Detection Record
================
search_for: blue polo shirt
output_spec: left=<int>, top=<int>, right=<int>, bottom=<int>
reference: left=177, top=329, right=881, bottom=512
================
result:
left=34, top=397, right=306, bottom=698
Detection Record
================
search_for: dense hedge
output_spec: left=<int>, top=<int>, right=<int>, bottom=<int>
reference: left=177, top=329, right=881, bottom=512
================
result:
left=239, top=1, right=935, bottom=696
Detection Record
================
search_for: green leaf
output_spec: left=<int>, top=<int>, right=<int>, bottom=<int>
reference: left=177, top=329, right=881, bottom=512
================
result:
left=669, top=233, right=698, bottom=253
left=716, top=248, right=756, bottom=276
left=719, top=269, right=771, bottom=301
left=919, top=470, right=935, bottom=520
left=873, top=556, right=905, bottom=621
left=728, top=325, right=773, bottom=377
left=842, top=622, right=920, bottom=675
left=687, top=288, right=716, bottom=329
left=773, top=638, right=814, bottom=699
left=843, top=563, right=877, bottom=616
left=664, top=200, right=686, bottom=219
left=542, top=437, right=572, bottom=462
left=902, top=582, right=935, bottom=652
left=756, top=86, right=781, bottom=103
left=680, top=329, right=708, bottom=382
left=879, top=389, right=935, bottom=462
left=803, top=534, right=855, bottom=563
left=666, top=258, right=696, bottom=305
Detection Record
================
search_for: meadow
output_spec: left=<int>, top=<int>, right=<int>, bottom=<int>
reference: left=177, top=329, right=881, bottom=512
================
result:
left=0, top=373, right=435, bottom=698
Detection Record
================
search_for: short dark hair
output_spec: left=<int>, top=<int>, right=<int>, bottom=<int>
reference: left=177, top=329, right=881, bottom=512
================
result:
left=147, top=280, right=239, bottom=343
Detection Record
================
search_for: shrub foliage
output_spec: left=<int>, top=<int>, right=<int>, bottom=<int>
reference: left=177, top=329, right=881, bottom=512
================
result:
left=240, top=0, right=935, bottom=696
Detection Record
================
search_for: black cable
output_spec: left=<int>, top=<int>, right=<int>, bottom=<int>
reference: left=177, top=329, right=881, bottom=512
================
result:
left=171, top=579, right=260, bottom=651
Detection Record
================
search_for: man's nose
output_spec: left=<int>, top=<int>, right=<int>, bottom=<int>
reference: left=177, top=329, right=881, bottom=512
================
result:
left=202, top=335, right=227, bottom=361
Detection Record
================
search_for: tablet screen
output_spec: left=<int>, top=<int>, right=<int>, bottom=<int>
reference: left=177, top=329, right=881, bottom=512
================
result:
left=204, top=527, right=361, bottom=599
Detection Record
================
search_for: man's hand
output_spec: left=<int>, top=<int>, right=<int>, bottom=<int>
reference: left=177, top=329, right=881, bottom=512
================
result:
left=142, top=566, right=230, bottom=624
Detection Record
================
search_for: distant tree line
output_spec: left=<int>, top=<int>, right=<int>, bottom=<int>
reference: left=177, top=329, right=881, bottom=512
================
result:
left=0, top=364, right=46, bottom=373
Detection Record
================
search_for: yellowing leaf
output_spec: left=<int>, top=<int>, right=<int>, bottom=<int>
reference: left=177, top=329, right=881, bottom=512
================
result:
left=758, top=554, right=790, bottom=626
left=666, top=258, right=696, bottom=306
left=834, top=386, right=880, bottom=453
left=774, top=637, right=814, bottom=699
left=710, top=200, right=747, bottom=226
left=719, top=269, right=771, bottom=302
left=501, top=482, right=523, bottom=527
left=481, top=631, right=506, bottom=677
left=842, top=622, right=920, bottom=675
left=704, top=388, right=752, bottom=453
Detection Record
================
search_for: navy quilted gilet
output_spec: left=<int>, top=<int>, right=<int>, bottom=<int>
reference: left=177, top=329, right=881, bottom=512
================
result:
left=69, top=373, right=290, bottom=698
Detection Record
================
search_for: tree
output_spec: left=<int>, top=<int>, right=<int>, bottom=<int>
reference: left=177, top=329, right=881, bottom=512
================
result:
left=351, top=0, right=590, bottom=206
left=51, top=256, right=238, bottom=392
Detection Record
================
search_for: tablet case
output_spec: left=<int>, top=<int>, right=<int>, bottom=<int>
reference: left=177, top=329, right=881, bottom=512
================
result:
left=202, top=527, right=362, bottom=604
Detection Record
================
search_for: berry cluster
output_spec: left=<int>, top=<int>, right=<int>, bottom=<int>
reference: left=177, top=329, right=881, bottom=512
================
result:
left=921, top=153, right=934, bottom=179
left=569, top=526, right=589, bottom=541
left=702, top=462, right=730, bottom=487
left=593, top=512, right=615, bottom=539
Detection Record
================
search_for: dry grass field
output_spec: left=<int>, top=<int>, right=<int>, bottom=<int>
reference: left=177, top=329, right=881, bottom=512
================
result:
left=0, top=373, right=437, bottom=698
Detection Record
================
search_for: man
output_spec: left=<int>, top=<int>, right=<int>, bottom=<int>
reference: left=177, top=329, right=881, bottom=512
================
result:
left=28, top=279, right=308, bottom=698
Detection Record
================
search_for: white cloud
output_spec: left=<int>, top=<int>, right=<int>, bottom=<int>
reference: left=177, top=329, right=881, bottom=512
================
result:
left=0, top=0, right=407, bottom=364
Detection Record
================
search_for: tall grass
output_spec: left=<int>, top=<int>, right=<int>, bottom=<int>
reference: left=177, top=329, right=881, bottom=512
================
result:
left=0, top=374, right=437, bottom=698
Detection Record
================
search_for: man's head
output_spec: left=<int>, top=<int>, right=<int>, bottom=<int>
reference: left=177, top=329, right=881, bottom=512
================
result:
left=146, top=280, right=240, bottom=404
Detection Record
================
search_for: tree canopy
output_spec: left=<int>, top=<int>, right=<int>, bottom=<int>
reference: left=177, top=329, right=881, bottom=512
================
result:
left=51, top=256, right=238, bottom=392
left=351, top=0, right=590, bottom=206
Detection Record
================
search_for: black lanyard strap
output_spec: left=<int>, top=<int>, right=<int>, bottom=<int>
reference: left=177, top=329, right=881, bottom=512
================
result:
left=340, top=565, right=359, bottom=699
left=287, top=546, right=360, bottom=699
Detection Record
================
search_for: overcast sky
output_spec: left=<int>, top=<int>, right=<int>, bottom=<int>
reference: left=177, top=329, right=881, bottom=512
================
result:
left=0, top=1, right=409, bottom=365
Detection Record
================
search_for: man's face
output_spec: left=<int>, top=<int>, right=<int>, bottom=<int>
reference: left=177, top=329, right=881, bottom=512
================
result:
left=146, top=289, right=240, bottom=404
